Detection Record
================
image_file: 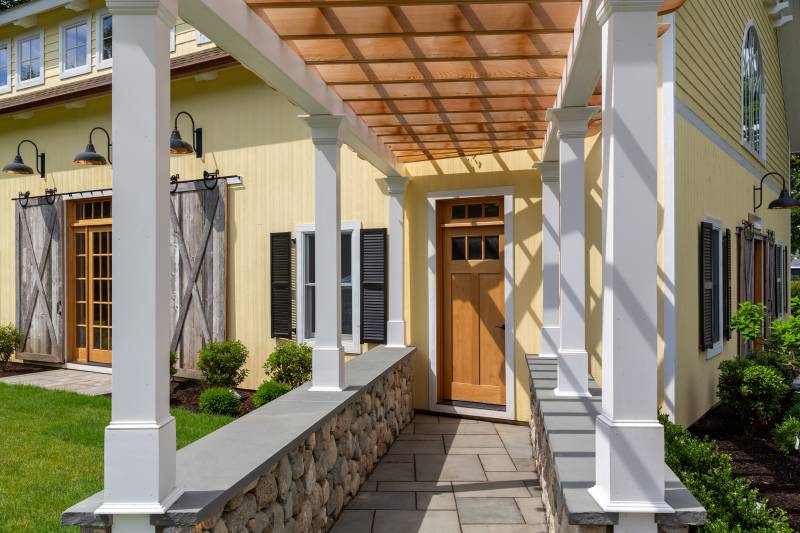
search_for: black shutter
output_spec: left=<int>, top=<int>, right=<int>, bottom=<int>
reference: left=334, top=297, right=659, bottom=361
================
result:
left=271, top=232, right=293, bottom=339
left=361, top=228, right=387, bottom=344
left=699, top=222, right=714, bottom=350
left=723, top=228, right=731, bottom=340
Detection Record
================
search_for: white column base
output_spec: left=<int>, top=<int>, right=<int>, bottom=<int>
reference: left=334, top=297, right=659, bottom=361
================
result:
left=588, top=414, right=673, bottom=514
left=386, top=320, right=407, bottom=348
left=540, top=326, right=560, bottom=358
left=554, top=349, right=591, bottom=397
left=111, top=515, right=157, bottom=533
left=613, top=513, right=658, bottom=533
left=311, top=346, right=345, bottom=391
left=96, top=417, right=182, bottom=515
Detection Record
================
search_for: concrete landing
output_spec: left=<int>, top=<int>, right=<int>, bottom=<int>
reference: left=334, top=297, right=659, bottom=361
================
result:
left=0, top=369, right=112, bottom=396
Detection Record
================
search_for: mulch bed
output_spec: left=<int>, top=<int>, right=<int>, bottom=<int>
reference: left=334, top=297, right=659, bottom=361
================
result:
left=0, top=361, right=49, bottom=379
left=170, top=378, right=255, bottom=417
left=690, top=404, right=800, bottom=529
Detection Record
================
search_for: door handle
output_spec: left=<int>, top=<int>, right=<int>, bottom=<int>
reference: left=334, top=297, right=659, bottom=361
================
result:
left=495, top=324, right=505, bottom=330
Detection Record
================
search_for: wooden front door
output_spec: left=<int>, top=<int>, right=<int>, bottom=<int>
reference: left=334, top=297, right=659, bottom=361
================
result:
left=439, top=198, right=506, bottom=406
left=67, top=200, right=112, bottom=365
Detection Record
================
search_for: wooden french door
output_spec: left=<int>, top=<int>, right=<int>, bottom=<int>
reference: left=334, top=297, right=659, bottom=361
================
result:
left=438, top=197, right=506, bottom=406
left=67, top=200, right=112, bottom=364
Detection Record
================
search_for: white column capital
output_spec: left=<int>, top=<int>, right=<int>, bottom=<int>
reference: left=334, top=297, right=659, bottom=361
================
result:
left=596, top=0, right=662, bottom=25
left=546, top=107, right=600, bottom=139
left=382, top=175, right=409, bottom=196
left=304, top=114, right=345, bottom=145
left=533, top=161, right=559, bottom=183
left=107, top=0, right=177, bottom=23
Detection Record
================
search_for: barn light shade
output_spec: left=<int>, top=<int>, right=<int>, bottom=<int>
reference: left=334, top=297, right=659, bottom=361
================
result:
left=171, top=111, right=202, bottom=158
left=754, top=172, right=800, bottom=210
left=3, top=140, right=45, bottom=178
left=74, top=127, right=111, bottom=166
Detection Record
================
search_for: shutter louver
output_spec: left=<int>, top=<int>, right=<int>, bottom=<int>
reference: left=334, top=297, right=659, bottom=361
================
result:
left=699, top=222, right=714, bottom=350
left=723, top=228, right=731, bottom=340
left=361, top=228, right=387, bottom=344
left=271, top=232, right=293, bottom=339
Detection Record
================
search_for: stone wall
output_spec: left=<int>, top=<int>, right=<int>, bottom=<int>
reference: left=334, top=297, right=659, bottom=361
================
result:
left=83, top=357, right=413, bottom=533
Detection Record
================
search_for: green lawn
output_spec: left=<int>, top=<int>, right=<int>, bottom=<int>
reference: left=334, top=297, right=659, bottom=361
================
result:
left=0, top=383, right=233, bottom=532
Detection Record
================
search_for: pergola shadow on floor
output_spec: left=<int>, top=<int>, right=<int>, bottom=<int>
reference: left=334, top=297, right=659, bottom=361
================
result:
left=334, top=414, right=547, bottom=533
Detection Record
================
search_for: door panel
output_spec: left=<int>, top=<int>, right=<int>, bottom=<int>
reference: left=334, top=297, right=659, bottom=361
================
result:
left=439, top=197, right=506, bottom=406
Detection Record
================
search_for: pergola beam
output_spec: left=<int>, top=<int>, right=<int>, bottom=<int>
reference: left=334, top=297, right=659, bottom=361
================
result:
left=284, top=29, right=574, bottom=40
left=305, top=53, right=568, bottom=65
left=248, top=0, right=579, bottom=7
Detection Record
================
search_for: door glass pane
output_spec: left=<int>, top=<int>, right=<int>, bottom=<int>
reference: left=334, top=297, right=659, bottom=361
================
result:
left=484, top=236, right=500, bottom=259
left=452, top=237, right=466, bottom=260
left=341, top=233, right=352, bottom=284
left=484, top=203, right=500, bottom=217
left=77, top=326, right=86, bottom=348
left=467, top=204, right=482, bottom=218
left=468, top=236, right=482, bottom=259
left=451, top=205, right=466, bottom=219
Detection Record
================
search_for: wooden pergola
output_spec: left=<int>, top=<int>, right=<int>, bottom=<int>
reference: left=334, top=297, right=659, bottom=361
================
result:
left=245, top=0, right=679, bottom=162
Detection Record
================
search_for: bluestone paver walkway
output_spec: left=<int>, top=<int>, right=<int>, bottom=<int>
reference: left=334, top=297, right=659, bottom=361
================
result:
left=333, top=413, right=548, bottom=533
left=0, top=369, right=112, bottom=396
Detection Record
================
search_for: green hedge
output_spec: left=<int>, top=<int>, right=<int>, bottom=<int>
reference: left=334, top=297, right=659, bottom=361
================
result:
left=661, top=414, right=792, bottom=532
left=199, top=387, right=241, bottom=417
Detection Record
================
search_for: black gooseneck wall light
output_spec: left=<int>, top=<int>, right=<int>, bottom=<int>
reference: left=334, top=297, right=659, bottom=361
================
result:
left=753, top=172, right=800, bottom=210
left=3, top=139, right=45, bottom=178
left=74, top=127, right=112, bottom=166
left=170, top=111, right=202, bottom=158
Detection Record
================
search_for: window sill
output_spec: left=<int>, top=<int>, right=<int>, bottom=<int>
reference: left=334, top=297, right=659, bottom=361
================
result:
left=300, top=337, right=362, bottom=356
left=740, top=139, right=767, bottom=167
left=60, top=65, right=92, bottom=80
left=96, top=59, right=112, bottom=71
left=17, top=77, right=44, bottom=90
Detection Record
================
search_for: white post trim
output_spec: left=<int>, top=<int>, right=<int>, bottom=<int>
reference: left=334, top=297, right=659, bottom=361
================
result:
left=305, top=115, right=346, bottom=392
left=383, top=176, right=409, bottom=348
left=97, top=0, right=180, bottom=525
left=533, top=161, right=560, bottom=359
left=426, top=187, right=516, bottom=421
left=547, top=106, right=599, bottom=398
left=589, top=0, right=673, bottom=525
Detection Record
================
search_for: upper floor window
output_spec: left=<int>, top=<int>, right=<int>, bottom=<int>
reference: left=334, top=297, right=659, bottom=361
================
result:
left=61, top=16, right=91, bottom=78
left=16, top=30, right=44, bottom=89
left=195, top=31, right=211, bottom=45
left=741, top=22, right=766, bottom=160
left=0, top=40, right=10, bottom=93
left=97, top=11, right=112, bottom=70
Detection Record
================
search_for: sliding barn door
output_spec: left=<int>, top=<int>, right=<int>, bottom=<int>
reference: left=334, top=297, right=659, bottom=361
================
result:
left=169, top=181, right=226, bottom=377
left=15, top=198, right=65, bottom=363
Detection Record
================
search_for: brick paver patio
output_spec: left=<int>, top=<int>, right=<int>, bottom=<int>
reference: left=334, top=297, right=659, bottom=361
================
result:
left=333, top=413, right=548, bottom=533
left=0, top=369, right=112, bottom=396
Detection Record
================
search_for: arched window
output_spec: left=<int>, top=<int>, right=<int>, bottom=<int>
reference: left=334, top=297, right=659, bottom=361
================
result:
left=741, top=22, right=765, bottom=158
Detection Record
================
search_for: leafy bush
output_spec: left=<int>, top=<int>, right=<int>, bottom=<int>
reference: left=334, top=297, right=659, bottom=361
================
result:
left=718, top=359, right=789, bottom=431
left=748, top=350, right=798, bottom=386
left=169, top=351, right=178, bottom=380
left=252, top=380, right=292, bottom=408
left=197, top=340, right=249, bottom=388
left=0, top=324, right=22, bottom=372
left=791, top=281, right=800, bottom=313
left=199, top=387, right=241, bottom=416
left=773, top=416, right=800, bottom=455
left=730, top=301, right=766, bottom=343
left=786, top=394, right=800, bottom=419
left=264, top=342, right=312, bottom=388
left=661, top=414, right=793, bottom=532
left=768, top=314, right=800, bottom=356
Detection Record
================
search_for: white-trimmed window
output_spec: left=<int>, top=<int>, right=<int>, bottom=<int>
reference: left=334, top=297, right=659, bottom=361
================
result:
left=60, top=16, right=91, bottom=78
left=96, top=11, right=112, bottom=70
left=16, top=30, right=44, bottom=89
left=741, top=21, right=766, bottom=161
left=170, top=26, right=176, bottom=52
left=195, top=31, right=211, bottom=45
left=0, top=40, right=10, bottom=93
left=296, top=222, right=361, bottom=354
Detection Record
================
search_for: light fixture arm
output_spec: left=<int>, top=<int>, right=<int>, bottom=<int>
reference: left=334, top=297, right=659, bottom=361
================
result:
left=16, top=139, right=45, bottom=179
left=88, top=126, right=112, bottom=165
left=753, top=171, right=787, bottom=210
left=174, top=111, right=202, bottom=158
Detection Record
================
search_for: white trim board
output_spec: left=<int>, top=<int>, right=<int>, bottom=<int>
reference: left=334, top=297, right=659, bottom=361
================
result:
left=65, top=362, right=112, bottom=374
left=427, top=186, right=516, bottom=421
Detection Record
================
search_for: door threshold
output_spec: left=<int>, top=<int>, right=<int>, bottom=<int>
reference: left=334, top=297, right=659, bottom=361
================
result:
left=65, top=362, right=112, bottom=374
left=438, top=399, right=506, bottom=412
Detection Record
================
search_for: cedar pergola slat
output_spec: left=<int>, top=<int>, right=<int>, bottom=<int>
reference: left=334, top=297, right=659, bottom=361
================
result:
left=381, top=131, right=546, bottom=142
left=305, top=53, right=568, bottom=65
left=371, top=122, right=549, bottom=135
left=348, top=96, right=557, bottom=115
left=332, top=79, right=564, bottom=100
left=247, top=0, right=580, bottom=7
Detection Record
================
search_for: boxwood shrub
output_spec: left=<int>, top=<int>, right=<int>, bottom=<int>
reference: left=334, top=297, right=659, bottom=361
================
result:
left=197, top=340, right=249, bottom=389
left=773, top=416, right=800, bottom=455
left=717, top=358, right=789, bottom=431
left=661, top=414, right=792, bottom=532
left=199, top=387, right=241, bottom=417
left=264, top=341, right=312, bottom=388
left=253, top=380, right=292, bottom=408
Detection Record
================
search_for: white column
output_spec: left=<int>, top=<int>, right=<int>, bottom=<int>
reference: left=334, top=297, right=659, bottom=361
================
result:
left=97, top=1, right=180, bottom=530
left=588, top=1, right=672, bottom=528
left=306, top=115, right=346, bottom=391
left=383, top=175, right=408, bottom=347
left=547, top=107, right=598, bottom=397
left=533, top=161, right=560, bottom=358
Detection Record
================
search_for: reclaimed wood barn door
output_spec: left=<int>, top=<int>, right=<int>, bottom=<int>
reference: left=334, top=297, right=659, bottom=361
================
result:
left=15, top=197, right=65, bottom=363
left=169, top=181, right=226, bottom=378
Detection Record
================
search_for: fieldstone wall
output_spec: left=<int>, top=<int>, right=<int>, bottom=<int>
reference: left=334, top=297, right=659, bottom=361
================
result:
left=82, top=357, right=413, bottom=533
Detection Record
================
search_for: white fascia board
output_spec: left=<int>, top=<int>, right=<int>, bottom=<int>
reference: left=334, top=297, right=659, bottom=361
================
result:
left=0, top=0, right=71, bottom=28
left=542, top=0, right=602, bottom=161
left=178, top=0, right=405, bottom=178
